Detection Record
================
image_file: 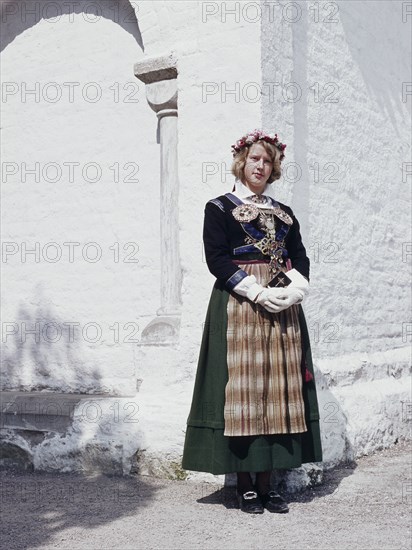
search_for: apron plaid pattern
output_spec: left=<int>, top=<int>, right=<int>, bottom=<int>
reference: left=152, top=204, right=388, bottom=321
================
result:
left=224, top=262, right=308, bottom=437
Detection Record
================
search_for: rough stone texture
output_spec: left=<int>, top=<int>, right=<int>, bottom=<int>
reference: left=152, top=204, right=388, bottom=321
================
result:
left=0, top=0, right=411, bottom=483
left=1, top=394, right=144, bottom=475
left=0, top=440, right=34, bottom=472
left=134, top=51, right=177, bottom=84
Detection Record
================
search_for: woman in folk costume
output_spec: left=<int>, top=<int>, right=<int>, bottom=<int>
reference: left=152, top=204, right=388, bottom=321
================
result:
left=182, top=129, right=322, bottom=514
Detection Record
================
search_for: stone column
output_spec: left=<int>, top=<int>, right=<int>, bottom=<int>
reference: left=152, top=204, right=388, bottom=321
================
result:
left=134, top=53, right=181, bottom=344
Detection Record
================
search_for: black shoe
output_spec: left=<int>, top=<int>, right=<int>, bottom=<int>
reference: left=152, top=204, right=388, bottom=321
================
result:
left=236, top=490, right=264, bottom=514
left=258, top=490, right=289, bottom=513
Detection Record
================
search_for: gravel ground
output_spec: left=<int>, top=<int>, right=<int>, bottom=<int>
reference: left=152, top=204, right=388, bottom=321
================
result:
left=0, top=441, right=411, bottom=550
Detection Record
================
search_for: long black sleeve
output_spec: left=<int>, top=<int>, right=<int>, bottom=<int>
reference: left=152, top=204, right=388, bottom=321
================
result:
left=203, top=201, right=248, bottom=289
left=284, top=213, right=310, bottom=281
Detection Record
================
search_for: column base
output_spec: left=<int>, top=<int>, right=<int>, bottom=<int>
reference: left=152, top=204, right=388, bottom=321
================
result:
left=139, top=315, right=181, bottom=346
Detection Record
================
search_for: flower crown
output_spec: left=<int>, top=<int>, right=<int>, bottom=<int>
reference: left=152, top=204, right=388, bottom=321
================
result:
left=231, top=129, right=286, bottom=160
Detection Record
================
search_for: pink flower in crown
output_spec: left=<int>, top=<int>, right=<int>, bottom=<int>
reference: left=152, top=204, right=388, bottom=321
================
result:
left=231, top=128, right=287, bottom=158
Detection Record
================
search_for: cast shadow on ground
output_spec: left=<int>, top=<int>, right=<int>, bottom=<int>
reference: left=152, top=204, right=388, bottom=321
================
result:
left=196, top=459, right=357, bottom=510
left=0, top=470, right=157, bottom=550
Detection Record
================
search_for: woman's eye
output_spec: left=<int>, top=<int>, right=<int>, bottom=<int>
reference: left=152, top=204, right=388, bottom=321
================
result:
left=250, top=156, right=271, bottom=162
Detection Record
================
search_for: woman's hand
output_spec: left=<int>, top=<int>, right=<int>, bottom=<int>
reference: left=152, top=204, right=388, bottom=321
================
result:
left=234, top=274, right=305, bottom=313
left=263, top=287, right=304, bottom=312
left=253, top=287, right=287, bottom=313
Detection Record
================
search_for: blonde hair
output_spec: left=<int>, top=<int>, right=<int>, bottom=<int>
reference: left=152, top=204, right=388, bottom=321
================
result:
left=231, top=141, right=282, bottom=184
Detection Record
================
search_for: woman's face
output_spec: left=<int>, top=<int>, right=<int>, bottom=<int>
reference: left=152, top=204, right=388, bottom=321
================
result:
left=243, top=143, right=274, bottom=194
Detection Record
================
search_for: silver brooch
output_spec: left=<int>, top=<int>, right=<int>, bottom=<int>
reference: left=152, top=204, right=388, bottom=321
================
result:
left=273, top=207, right=293, bottom=225
left=232, top=204, right=260, bottom=223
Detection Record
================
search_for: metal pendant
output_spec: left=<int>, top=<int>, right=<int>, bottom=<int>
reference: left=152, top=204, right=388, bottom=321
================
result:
left=232, top=203, right=260, bottom=223
left=273, top=207, right=293, bottom=225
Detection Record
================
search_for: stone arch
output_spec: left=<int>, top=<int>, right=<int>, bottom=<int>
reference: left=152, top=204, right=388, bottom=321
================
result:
left=0, top=0, right=143, bottom=52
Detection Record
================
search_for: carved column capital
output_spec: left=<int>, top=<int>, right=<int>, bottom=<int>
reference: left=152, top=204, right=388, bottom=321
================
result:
left=146, top=81, right=177, bottom=119
left=135, top=53, right=178, bottom=119
left=134, top=52, right=177, bottom=84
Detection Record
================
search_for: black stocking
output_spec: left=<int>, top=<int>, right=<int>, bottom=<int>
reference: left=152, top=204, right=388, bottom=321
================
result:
left=236, top=472, right=254, bottom=494
left=255, top=471, right=271, bottom=495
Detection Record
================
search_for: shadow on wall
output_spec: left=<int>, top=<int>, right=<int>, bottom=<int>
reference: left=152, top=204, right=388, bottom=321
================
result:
left=0, top=0, right=143, bottom=52
left=1, top=298, right=104, bottom=393
left=338, top=0, right=412, bottom=128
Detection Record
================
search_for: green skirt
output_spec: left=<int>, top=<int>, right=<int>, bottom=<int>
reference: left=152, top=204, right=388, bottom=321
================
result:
left=181, top=281, right=323, bottom=475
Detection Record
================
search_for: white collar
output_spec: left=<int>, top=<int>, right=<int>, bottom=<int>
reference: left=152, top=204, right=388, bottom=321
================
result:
left=232, top=178, right=278, bottom=203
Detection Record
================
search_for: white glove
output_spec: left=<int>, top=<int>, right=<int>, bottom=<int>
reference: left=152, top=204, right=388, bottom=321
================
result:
left=232, top=271, right=308, bottom=313
left=264, top=286, right=304, bottom=312
left=233, top=276, right=286, bottom=313
left=255, top=287, right=290, bottom=313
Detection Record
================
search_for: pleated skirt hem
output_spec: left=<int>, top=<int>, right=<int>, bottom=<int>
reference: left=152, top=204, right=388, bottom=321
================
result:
left=182, top=420, right=322, bottom=475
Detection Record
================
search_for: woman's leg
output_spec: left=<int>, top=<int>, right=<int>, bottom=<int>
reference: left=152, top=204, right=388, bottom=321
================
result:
left=236, top=472, right=254, bottom=494
left=255, top=471, right=271, bottom=494
left=236, top=472, right=264, bottom=514
left=255, top=470, right=289, bottom=513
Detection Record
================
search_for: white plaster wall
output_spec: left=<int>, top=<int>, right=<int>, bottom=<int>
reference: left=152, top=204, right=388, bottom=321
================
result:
left=1, top=2, right=158, bottom=397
